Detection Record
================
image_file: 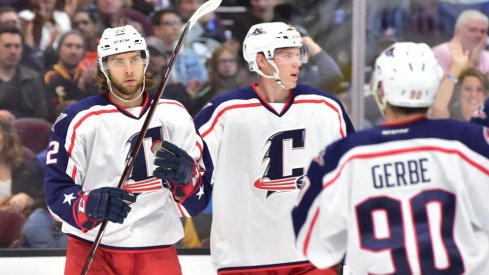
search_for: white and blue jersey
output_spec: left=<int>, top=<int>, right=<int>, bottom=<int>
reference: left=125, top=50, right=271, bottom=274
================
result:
left=293, top=118, right=489, bottom=274
left=45, top=92, right=203, bottom=249
left=182, top=83, right=354, bottom=271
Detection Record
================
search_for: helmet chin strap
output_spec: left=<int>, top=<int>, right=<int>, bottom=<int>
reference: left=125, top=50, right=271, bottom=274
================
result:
left=255, top=60, right=287, bottom=90
left=268, top=60, right=287, bottom=90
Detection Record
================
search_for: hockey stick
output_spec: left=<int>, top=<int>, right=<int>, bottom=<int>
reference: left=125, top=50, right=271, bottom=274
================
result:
left=80, top=1, right=222, bottom=274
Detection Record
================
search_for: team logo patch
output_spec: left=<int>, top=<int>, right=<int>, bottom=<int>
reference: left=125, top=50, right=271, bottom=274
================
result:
left=384, top=46, right=395, bottom=57
left=254, top=129, right=306, bottom=198
left=250, top=27, right=266, bottom=36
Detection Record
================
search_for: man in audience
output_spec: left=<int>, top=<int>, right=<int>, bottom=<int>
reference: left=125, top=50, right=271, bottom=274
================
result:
left=43, top=31, right=98, bottom=122
left=296, top=26, right=343, bottom=92
left=0, top=6, right=42, bottom=70
left=95, top=0, right=152, bottom=36
left=175, top=0, right=226, bottom=43
left=72, top=10, right=100, bottom=71
left=0, top=25, right=48, bottom=120
left=145, top=36, right=197, bottom=114
left=432, top=9, right=489, bottom=74
left=231, top=0, right=285, bottom=47
left=151, top=9, right=208, bottom=95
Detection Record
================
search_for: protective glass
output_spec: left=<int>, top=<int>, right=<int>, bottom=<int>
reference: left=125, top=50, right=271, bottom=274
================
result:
left=104, top=56, right=148, bottom=70
left=273, top=46, right=309, bottom=64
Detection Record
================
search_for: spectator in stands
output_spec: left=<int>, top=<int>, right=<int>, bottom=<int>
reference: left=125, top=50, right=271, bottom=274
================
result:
left=432, top=10, right=489, bottom=74
left=0, top=6, right=42, bottom=70
left=295, top=25, right=343, bottom=92
left=0, top=7, right=19, bottom=27
left=95, top=0, right=152, bottom=36
left=132, top=0, right=173, bottom=16
left=72, top=9, right=100, bottom=71
left=0, top=117, right=44, bottom=218
left=431, top=68, right=489, bottom=121
left=145, top=36, right=195, bottom=113
left=151, top=9, right=208, bottom=92
left=196, top=44, right=254, bottom=114
left=22, top=0, right=71, bottom=63
left=430, top=36, right=489, bottom=121
left=365, top=0, right=410, bottom=41
left=337, top=91, right=373, bottom=129
left=18, top=190, right=67, bottom=248
left=0, top=26, right=48, bottom=120
left=44, top=31, right=98, bottom=122
left=436, top=0, right=489, bottom=42
left=175, top=0, right=226, bottom=43
left=231, top=0, right=285, bottom=47
left=175, top=0, right=201, bottom=22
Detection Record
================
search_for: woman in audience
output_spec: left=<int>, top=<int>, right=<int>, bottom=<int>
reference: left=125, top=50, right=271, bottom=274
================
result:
left=194, top=44, right=253, bottom=115
left=0, top=118, right=44, bottom=217
left=430, top=67, right=489, bottom=121
left=19, top=0, right=71, bottom=68
left=450, top=68, right=489, bottom=120
left=430, top=37, right=489, bottom=121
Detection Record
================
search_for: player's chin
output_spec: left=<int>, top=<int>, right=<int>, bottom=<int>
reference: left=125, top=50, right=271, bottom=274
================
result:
left=285, top=79, right=298, bottom=89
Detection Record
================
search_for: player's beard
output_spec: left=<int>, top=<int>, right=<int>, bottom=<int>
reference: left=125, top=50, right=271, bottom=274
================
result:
left=111, top=77, right=144, bottom=100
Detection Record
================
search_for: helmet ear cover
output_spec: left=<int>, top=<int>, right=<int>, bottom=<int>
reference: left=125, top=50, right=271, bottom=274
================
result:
left=371, top=42, right=443, bottom=111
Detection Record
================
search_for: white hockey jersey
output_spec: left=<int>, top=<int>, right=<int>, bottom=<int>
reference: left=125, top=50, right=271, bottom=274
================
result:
left=183, top=83, right=354, bottom=271
left=293, top=118, right=489, bottom=275
left=45, top=93, right=203, bottom=249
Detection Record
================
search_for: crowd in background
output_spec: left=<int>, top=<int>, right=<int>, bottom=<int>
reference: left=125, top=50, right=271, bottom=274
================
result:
left=0, top=0, right=488, bottom=250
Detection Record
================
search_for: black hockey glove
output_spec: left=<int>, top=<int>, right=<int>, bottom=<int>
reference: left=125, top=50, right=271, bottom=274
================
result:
left=154, top=141, right=199, bottom=201
left=73, top=187, right=136, bottom=232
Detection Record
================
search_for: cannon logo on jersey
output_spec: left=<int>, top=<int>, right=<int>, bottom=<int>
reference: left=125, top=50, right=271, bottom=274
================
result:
left=254, top=129, right=306, bottom=197
left=122, top=127, right=164, bottom=193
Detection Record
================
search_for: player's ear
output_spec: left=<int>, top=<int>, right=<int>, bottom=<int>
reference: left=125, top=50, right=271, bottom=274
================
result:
left=378, top=83, right=385, bottom=102
left=256, top=53, right=269, bottom=70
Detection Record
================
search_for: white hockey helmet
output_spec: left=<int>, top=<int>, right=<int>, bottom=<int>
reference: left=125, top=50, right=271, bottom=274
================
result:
left=371, top=42, right=443, bottom=111
left=242, top=22, right=306, bottom=87
left=97, top=25, right=149, bottom=73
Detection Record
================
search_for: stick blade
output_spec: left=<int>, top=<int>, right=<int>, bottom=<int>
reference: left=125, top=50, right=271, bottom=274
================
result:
left=188, top=0, right=222, bottom=29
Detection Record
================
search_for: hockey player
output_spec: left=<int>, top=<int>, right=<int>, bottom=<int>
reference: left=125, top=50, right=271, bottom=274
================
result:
left=182, top=22, right=354, bottom=274
left=293, top=42, right=489, bottom=274
left=44, top=25, right=204, bottom=274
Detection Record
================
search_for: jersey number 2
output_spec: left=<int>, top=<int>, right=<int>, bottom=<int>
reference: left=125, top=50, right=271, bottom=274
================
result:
left=356, top=189, right=464, bottom=274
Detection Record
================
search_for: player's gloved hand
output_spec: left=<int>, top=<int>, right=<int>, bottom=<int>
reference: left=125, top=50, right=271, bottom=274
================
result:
left=73, top=187, right=136, bottom=232
left=154, top=141, right=198, bottom=201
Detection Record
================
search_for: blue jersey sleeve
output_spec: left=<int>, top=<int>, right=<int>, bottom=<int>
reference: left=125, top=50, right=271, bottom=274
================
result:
left=44, top=112, right=84, bottom=229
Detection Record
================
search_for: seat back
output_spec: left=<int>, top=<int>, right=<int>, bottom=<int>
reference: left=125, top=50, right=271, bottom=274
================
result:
left=0, top=210, right=25, bottom=248
left=12, top=118, right=52, bottom=154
